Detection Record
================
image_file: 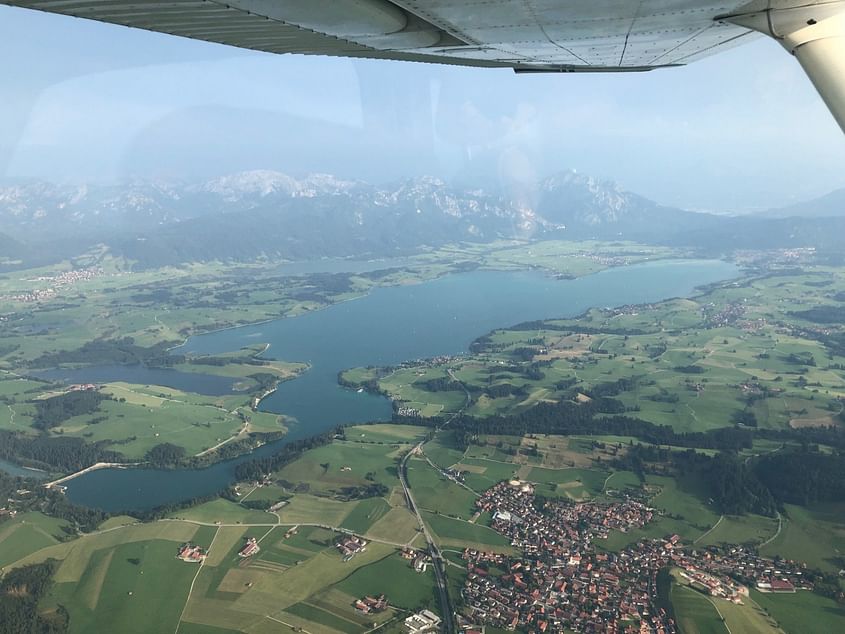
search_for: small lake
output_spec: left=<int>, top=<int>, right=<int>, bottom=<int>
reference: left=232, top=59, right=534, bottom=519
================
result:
left=62, top=259, right=738, bottom=512
left=31, top=365, right=240, bottom=397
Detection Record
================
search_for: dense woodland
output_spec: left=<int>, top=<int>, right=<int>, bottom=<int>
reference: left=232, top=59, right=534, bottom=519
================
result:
left=33, top=391, right=108, bottom=431
left=28, top=338, right=181, bottom=369
left=144, top=442, right=187, bottom=467
left=447, top=398, right=755, bottom=453
left=613, top=443, right=845, bottom=515
left=754, top=450, right=845, bottom=506
left=613, top=445, right=779, bottom=516
left=0, top=562, right=67, bottom=634
left=790, top=305, right=845, bottom=324
left=0, top=430, right=123, bottom=472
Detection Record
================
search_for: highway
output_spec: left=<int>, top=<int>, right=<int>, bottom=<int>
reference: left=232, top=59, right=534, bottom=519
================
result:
left=395, top=368, right=472, bottom=634
left=399, top=443, right=457, bottom=634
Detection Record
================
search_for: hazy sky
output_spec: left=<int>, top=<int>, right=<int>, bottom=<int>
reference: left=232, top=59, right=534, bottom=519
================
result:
left=1, top=5, right=844, bottom=212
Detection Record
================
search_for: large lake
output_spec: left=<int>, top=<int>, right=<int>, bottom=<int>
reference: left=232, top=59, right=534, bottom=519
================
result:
left=61, top=259, right=738, bottom=512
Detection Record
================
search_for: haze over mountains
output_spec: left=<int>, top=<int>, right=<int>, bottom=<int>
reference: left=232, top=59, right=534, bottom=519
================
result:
left=0, top=170, right=842, bottom=270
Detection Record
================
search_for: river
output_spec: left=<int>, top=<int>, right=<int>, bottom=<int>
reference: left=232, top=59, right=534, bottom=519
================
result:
left=58, top=259, right=737, bottom=512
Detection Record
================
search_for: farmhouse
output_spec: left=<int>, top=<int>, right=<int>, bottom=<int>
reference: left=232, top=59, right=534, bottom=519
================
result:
left=238, top=537, right=260, bottom=558
left=337, top=535, right=367, bottom=560
left=354, top=594, right=388, bottom=614
left=177, top=543, right=207, bottom=563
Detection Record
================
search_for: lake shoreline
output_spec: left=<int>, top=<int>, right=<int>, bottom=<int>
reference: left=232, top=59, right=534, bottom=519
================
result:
left=57, top=259, right=740, bottom=512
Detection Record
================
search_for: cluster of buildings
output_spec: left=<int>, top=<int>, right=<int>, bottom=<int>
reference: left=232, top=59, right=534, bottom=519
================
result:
left=577, top=252, right=635, bottom=267
left=336, top=534, right=367, bottom=561
left=679, top=545, right=809, bottom=594
left=701, top=301, right=746, bottom=328
left=68, top=383, right=99, bottom=392
left=8, top=268, right=104, bottom=303
left=400, top=547, right=431, bottom=573
left=7, top=288, right=60, bottom=303
left=177, top=543, right=208, bottom=563
left=477, top=480, right=654, bottom=545
left=675, top=566, right=742, bottom=600
left=28, top=268, right=103, bottom=285
left=465, top=481, right=666, bottom=632
left=353, top=594, right=388, bottom=614
left=403, top=609, right=442, bottom=633
left=238, top=537, right=260, bottom=558
left=462, top=482, right=815, bottom=632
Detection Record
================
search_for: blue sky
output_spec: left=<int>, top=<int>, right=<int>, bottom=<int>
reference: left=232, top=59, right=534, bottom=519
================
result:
left=1, top=4, right=844, bottom=212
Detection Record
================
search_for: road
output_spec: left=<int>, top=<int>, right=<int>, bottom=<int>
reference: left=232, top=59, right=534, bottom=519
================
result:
left=394, top=367, right=471, bottom=634
left=161, top=518, right=411, bottom=549
left=43, top=461, right=144, bottom=488
left=399, top=445, right=456, bottom=634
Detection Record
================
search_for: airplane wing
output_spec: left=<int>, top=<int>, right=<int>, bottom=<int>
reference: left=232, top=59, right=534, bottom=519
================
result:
left=3, top=1, right=844, bottom=129
left=0, top=0, right=767, bottom=71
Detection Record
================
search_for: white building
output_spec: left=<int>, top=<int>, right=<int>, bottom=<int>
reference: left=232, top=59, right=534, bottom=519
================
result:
left=404, top=609, right=442, bottom=633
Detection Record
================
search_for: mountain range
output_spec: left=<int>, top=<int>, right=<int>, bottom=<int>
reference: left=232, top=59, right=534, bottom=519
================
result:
left=0, top=171, right=842, bottom=269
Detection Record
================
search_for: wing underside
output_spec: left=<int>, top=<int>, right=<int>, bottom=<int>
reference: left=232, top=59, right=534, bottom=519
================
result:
left=1, top=0, right=776, bottom=71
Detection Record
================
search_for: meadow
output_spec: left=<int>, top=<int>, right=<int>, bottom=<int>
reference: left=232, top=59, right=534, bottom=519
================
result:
left=3, top=511, right=429, bottom=634
left=751, top=589, right=845, bottom=634
left=351, top=266, right=845, bottom=436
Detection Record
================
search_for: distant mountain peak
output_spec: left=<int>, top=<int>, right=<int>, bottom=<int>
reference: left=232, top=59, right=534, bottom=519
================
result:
left=198, top=170, right=301, bottom=198
left=759, top=187, right=845, bottom=219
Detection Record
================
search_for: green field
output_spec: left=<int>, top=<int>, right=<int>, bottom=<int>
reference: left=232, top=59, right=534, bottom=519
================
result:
left=671, top=584, right=729, bottom=634
left=760, top=503, right=845, bottom=572
left=5, top=513, right=406, bottom=634
left=334, top=552, right=437, bottom=610
left=275, top=441, right=403, bottom=495
left=365, top=507, right=420, bottom=544
left=340, top=497, right=391, bottom=534
left=713, top=597, right=780, bottom=634
left=0, top=512, right=70, bottom=568
left=752, top=589, right=845, bottom=634
left=422, top=512, right=513, bottom=552
left=48, top=538, right=198, bottom=634
left=453, top=457, right=520, bottom=493
left=421, top=431, right=466, bottom=469
left=525, top=466, right=609, bottom=501
left=275, top=495, right=358, bottom=527
left=344, top=423, right=428, bottom=444
left=696, top=514, right=779, bottom=547
left=406, top=459, right=478, bottom=519
left=169, top=499, right=276, bottom=525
